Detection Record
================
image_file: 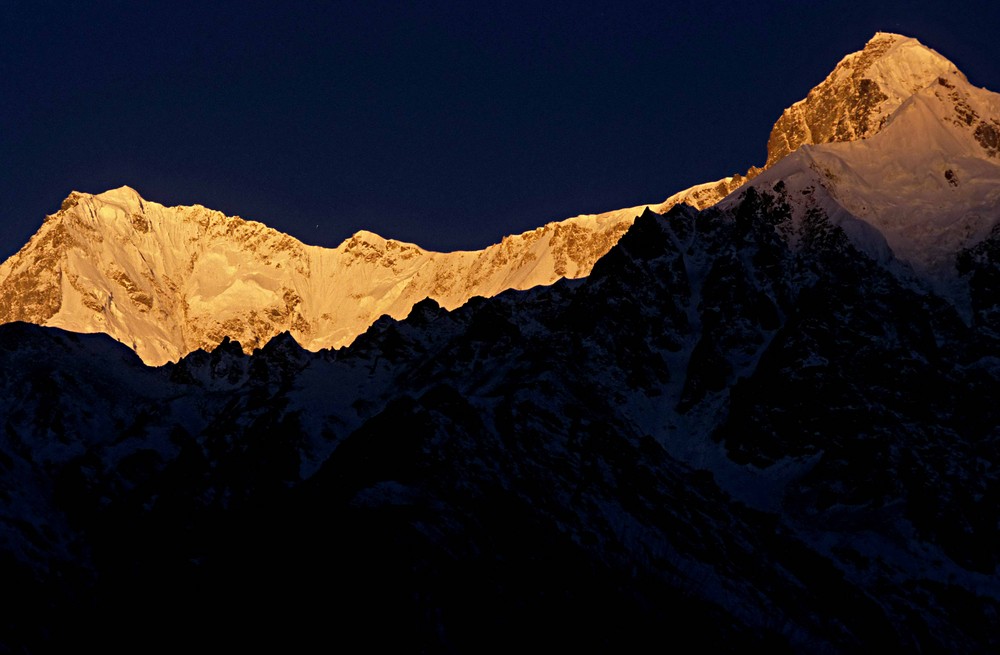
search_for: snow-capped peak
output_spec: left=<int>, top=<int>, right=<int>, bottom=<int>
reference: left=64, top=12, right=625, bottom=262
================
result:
left=96, top=184, right=144, bottom=203
left=764, top=32, right=964, bottom=167
left=729, top=54, right=1000, bottom=308
left=657, top=33, right=966, bottom=214
left=0, top=187, right=633, bottom=364
left=346, top=229, right=390, bottom=245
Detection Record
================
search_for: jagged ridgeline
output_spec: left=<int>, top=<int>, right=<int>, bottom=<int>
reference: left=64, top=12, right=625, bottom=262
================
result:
left=1, top=33, right=989, bottom=365
left=1, top=32, right=999, bottom=652
left=0, top=186, right=636, bottom=365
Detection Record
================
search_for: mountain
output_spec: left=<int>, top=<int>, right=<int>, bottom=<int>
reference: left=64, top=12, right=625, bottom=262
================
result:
left=0, top=187, right=633, bottom=364
left=731, top=57, right=1000, bottom=305
left=764, top=31, right=967, bottom=165
left=0, top=33, right=970, bottom=365
left=657, top=32, right=968, bottom=210
left=2, top=32, right=1000, bottom=652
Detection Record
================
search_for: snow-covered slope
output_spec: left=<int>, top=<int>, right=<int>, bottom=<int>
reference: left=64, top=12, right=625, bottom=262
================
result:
left=0, top=187, right=632, bottom=364
left=656, top=174, right=754, bottom=212
left=549, top=34, right=973, bottom=228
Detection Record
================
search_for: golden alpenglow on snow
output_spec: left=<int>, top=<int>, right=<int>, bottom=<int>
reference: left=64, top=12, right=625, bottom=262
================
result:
left=0, top=186, right=633, bottom=364
left=1, top=33, right=993, bottom=365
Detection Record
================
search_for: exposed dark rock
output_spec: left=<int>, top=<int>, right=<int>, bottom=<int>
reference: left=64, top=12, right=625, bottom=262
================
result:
left=975, top=120, right=1000, bottom=157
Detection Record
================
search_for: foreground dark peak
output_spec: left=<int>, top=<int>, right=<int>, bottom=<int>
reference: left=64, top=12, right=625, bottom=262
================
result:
left=2, top=183, right=999, bottom=650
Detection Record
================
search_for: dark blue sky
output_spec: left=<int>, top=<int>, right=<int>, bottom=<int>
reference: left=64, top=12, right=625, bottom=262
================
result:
left=3, top=1, right=1000, bottom=260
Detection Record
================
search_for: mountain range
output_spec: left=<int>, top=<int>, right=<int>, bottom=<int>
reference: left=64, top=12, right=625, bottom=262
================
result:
left=1, top=32, right=999, bottom=652
left=6, top=33, right=994, bottom=365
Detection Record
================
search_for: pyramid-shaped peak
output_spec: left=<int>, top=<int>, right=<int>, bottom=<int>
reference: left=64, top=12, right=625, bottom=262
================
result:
left=99, top=184, right=143, bottom=198
left=93, top=185, right=147, bottom=207
left=352, top=229, right=387, bottom=242
left=56, top=186, right=148, bottom=218
left=763, top=32, right=966, bottom=167
left=865, top=31, right=949, bottom=55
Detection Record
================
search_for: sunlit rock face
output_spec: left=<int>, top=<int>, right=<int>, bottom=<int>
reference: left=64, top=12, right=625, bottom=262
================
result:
left=764, top=32, right=964, bottom=165
left=663, top=33, right=967, bottom=211
left=656, top=173, right=758, bottom=212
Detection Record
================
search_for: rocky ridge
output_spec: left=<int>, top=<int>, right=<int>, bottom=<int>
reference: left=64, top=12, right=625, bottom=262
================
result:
left=0, top=187, right=632, bottom=364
